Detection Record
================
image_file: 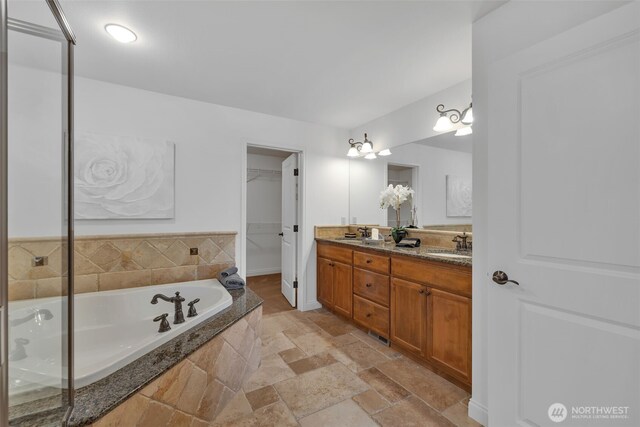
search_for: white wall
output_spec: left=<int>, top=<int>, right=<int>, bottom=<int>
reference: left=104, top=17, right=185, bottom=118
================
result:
left=349, top=142, right=472, bottom=227
left=246, top=153, right=283, bottom=276
left=350, top=79, right=472, bottom=150
left=8, top=65, right=64, bottom=238
left=471, top=1, right=628, bottom=424
left=9, top=66, right=351, bottom=311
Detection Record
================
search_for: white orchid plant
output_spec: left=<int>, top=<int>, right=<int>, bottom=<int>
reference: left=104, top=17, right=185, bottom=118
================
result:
left=379, top=184, right=415, bottom=229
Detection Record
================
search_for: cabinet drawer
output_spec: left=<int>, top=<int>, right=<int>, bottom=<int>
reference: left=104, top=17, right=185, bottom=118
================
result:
left=317, top=243, right=353, bottom=264
left=354, top=251, right=389, bottom=275
left=353, top=295, right=389, bottom=338
left=391, top=256, right=471, bottom=297
left=353, top=268, right=389, bottom=307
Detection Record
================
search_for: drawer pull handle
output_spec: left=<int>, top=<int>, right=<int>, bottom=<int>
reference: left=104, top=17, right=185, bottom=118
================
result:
left=366, top=259, right=372, bottom=263
left=365, top=283, right=372, bottom=288
left=366, top=313, right=372, bottom=318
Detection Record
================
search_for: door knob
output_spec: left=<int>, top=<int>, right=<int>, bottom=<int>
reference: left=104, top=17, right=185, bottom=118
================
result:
left=492, top=271, right=519, bottom=286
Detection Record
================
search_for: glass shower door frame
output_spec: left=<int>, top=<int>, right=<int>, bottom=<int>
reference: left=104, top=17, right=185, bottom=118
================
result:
left=0, top=0, right=76, bottom=423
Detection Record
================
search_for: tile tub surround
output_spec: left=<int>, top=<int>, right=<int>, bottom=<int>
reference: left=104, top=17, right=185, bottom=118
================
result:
left=204, top=308, right=481, bottom=427
left=7, top=232, right=236, bottom=301
left=57, top=288, right=262, bottom=426
left=315, top=225, right=471, bottom=251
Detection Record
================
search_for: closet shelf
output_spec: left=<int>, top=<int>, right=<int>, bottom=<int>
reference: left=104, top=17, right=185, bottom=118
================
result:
left=247, top=168, right=282, bottom=182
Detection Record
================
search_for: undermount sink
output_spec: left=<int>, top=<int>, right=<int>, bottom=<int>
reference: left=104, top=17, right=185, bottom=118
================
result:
left=425, top=252, right=472, bottom=259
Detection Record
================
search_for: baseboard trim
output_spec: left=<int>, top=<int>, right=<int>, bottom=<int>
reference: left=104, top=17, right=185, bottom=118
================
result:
left=299, top=301, right=322, bottom=312
left=468, top=398, right=488, bottom=426
left=246, top=268, right=281, bottom=277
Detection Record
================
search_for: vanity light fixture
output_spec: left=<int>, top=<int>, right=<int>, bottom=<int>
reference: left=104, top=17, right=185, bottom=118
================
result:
left=455, top=126, right=473, bottom=136
left=433, top=102, right=473, bottom=133
left=347, top=133, right=391, bottom=159
left=105, top=24, right=137, bottom=43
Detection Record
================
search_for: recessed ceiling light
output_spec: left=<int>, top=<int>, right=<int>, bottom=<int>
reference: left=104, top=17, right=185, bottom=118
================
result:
left=105, top=24, right=137, bottom=43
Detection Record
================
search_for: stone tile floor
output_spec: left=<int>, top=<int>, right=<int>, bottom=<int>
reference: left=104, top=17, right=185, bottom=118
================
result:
left=211, top=306, right=483, bottom=426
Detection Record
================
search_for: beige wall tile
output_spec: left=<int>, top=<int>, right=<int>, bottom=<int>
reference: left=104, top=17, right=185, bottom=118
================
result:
left=164, top=240, right=198, bottom=266
left=8, top=280, right=36, bottom=301
left=36, top=277, right=65, bottom=298
left=198, top=239, right=222, bottom=263
left=132, top=241, right=168, bottom=269
left=10, top=232, right=236, bottom=300
left=90, top=243, right=123, bottom=271
left=74, top=252, right=104, bottom=275
left=196, top=263, right=233, bottom=280
left=75, top=274, right=99, bottom=294
left=176, top=365, right=209, bottom=414
left=99, top=270, right=153, bottom=291
left=151, top=266, right=196, bottom=285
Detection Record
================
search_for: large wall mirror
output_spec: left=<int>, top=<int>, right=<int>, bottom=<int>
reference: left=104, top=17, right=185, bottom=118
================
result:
left=348, top=131, right=472, bottom=230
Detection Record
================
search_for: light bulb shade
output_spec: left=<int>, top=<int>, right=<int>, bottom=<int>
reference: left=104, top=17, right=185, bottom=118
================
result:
left=455, top=126, right=473, bottom=136
left=433, top=114, right=453, bottom=132
left=461, top=106, right=473, bottom=124
left=361, top=141, right=373, bottom=153
left=105, top=24, right=137, bottom=43
left=378, top=149, right=392, bottom=156
left=364, top=152, right=377, bottom=160
left=347, top=146, right=360, bottom=157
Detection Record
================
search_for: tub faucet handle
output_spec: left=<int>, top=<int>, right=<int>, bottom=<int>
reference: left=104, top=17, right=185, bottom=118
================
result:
left=187, top=298, right=200, bottom=317
left=153, top=313, right=171, bottom=333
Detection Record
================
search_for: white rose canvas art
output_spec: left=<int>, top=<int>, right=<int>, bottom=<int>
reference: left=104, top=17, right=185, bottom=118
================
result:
left=75, top=132, right=175, bottom=219
left=446, top=175, right=472, bottom=218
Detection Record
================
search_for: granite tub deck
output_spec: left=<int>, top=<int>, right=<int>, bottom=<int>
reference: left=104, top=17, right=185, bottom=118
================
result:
left=64, top=287, right=263, bottom=426
left=314, top=238, right=472, bottom=268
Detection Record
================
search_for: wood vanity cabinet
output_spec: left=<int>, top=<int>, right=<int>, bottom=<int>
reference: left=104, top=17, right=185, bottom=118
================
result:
left=316, top=240, right=472, bottom=389
left=390, top=277, right=427, bottom=355
left=352, top=251, right=390, bottom=338
left=317, top=244, right=353, bottom=317
left=426, top=288, right=472, bottom=384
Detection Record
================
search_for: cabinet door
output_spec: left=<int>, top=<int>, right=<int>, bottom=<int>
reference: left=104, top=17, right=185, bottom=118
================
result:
left=426, top=288, right=471, bottom=383
left=317, top=257, right=334, bottom=307
left=390, top=278, right=427, bottom=355
left=332, top=261, right=353, bottom=317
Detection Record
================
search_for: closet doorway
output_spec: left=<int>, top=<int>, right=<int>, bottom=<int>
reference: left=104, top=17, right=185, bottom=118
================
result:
left=245, top=146, right=299, bottom=310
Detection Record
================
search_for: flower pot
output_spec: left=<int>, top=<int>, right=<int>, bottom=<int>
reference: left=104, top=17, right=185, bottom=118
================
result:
left=392, top=228, right=407, bottom=244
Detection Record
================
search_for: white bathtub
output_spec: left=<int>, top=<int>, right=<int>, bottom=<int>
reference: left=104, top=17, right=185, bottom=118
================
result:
left=8, top=279, right=232, bottom=396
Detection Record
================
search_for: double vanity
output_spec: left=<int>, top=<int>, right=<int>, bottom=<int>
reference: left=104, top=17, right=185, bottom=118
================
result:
left=315, top=227, right=472, bottom=390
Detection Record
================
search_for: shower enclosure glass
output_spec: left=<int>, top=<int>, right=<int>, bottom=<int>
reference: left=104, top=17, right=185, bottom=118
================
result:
left=1, top=0, right=75, bottom=424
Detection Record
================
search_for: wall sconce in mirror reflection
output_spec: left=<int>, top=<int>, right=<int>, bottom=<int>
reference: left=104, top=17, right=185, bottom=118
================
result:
left=346, top=133, right=392, bottom=159
left=433, top=102, right=473, bottom=136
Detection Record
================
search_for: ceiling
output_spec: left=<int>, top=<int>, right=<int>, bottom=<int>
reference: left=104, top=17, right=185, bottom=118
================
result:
left=10, top=0, right=506, bottom=129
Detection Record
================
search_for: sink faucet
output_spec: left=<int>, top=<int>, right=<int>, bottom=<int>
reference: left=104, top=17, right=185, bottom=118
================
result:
left=151, top=292, right=186, bottom=324
left=357, top=226, right=371, bottom=239
left=452, top=232, right=471, bottom=251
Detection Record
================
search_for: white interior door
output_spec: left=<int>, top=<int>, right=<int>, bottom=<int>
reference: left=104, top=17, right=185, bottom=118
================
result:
left=281, top=154, right=298, bottom=307
left=487, top=4, right=640, bottom=426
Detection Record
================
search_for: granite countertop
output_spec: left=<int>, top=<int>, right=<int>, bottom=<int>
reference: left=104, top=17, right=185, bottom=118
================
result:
left=316, top=238, right=472, bottom=268
left=10, top=287, right=263, bottom=427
